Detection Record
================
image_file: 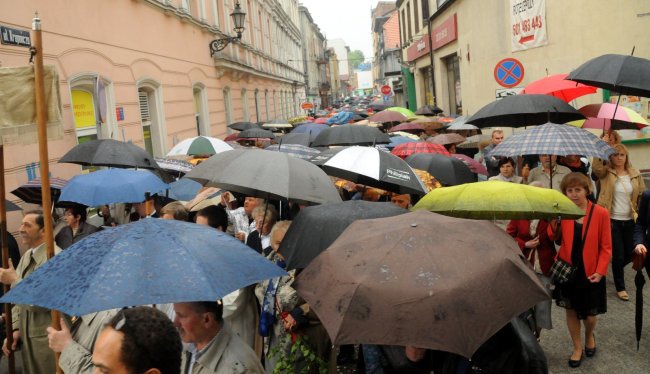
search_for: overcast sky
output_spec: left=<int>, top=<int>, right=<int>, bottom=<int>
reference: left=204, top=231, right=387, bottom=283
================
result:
left=298, top=0, right=382, bottom=60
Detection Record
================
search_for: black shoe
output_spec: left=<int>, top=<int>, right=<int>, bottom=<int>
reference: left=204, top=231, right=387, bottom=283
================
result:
left=586, top=335, right=597, bottom=357
left=568, top=352, right=583, bottom=368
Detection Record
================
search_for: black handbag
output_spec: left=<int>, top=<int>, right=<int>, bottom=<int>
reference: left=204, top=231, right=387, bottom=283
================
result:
left=550, top=204, right=595, bottom=285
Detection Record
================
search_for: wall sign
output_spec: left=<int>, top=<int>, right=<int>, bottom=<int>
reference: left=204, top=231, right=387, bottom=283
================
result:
left=494, top=58, right=524, bottom=88
left=510, top=0, right=548, bottom=51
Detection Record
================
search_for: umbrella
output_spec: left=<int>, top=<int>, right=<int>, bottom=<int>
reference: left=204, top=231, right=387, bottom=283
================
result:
left=389, top=131, right=421, bottom=140
left=279, top=201, right=407, bottom=270
left=415, top=104, right=444, bottom=116
left=428, top=133, right=466, bottom=145
left=314, top=117, right=328, bottom=124
left=167, top=178, right=202, bottom=201
left=265, top=144, right=320, bottom=160
left=223, top=133, right=240, bottom=142
left=465, top=94, right=585, bottom=128
left=368, top=100, right=393, bottom=111
left=446, top=116, right=479, bottom=131
left=59, top=169, right=169, bottom=206
left=311, top=125, right=390, bottom=147
left=388, top=122, right=425, bottom=133
left=0, top=218, right=286, bottom=315
left=391, top=142, right=450, bottom=159
left=294, top=210, right=550, bottom=358
left=635, top=269, right=645, bottom=350
left=186, top=149, right=341, bottom=205
left=571, top=118, right=648, bottom=131
left=153, top=157, right=194, bottom=175
left=228, top=121, right=261, bottom=131
left=237, top=128, right=276, bottom=139
left=166, top=136, right=233, bottom=157
left=262, top=121, right=292, bottom=129
left=450, top=153, right=488, bottom=176
left=521, top=73, right=597, bottom=102
left=385, top=107, right=416, bottom=117
left=5, top=200, right=21, bottom=212
left=567, top=53, right=650, bottom=98
left=405, top=153, right=476, bottom=186
left=367, top=111, right=407, bottom=123
left=578, top=103, right=649, bottom=130
left=487, top=122, right=616, bottom=159
left=387, top=136, right=418, bottom=149
left=413, top=180, right=586, bottom=220
left=59, top=139, right=160, bottom=169
left=315, top=146, right=427, bottom=195
left=277, top=133, right=311, bottom=146
left=10, top=177, right=67, bottom=205
left=291, top=123, right=329, bottom=141
left=326, top=112, right=355, bottom=125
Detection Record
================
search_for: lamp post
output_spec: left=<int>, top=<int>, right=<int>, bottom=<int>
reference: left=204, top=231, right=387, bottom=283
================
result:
left=209, top=1, right=246, bottom=56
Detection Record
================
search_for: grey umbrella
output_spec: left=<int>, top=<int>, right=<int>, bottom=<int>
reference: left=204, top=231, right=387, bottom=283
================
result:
left=185, top=149, right=341, bottom=205
left=311, top=125, right=391, bottom=147
left=567, top=53, right=650, bottom=98
left=59, top=139, right=160, bottom=169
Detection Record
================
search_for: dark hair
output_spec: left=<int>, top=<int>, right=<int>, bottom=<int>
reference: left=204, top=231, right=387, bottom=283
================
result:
left=560, top=172, right=592, bottom=195
left=196, top=205, right=228, bottom=231
left=24, top=209, right=46, bottom=230
left=108, top=307, right=182, bottom=374
left=497, top=157, right=516, bottom=168
left=187, top=301, right=224, bottom=323
left=67, top=204, right=88, bottom=223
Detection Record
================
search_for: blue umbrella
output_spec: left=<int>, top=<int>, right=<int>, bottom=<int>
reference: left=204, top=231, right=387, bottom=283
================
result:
left=387, top=135, right=418, bottom=149
left=0, top=219, right=286, bottom=315
left=59, top=169, right=169, bottom=206
left=167, top=178, right=203, bottom=201
left=326, top=111, right=354, bottom=125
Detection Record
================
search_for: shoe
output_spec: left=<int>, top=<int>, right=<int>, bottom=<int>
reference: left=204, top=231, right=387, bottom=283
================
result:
left=586, top=335, right=597, bottom=357
left=568, top=352, right=583, bottom=368
left=617, top=291, right=630, bottom=301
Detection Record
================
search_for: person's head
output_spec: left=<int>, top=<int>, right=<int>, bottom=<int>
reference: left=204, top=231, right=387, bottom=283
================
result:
left=498, top=157, right=516, bottom=178
left=539, top=154, right=557, bottom=170
left=93, top=306, right=182, bottom=374
left=195, top=205, right=228, bottom=232
left=64, top=204, right=87, bottom=228
left=173, top=301, right=223, bottom=350
left=443, top=143, right=457, bottom=154
left=390, top=193, right=411, bottom=209
left=243, top=197, right=263, bottom=217
left=134, top=198, right=154, bottom=218
left=269, top=220, right=291, bottom=253
left=20, top=210, right=46, bottom=248
left=560, top=172, right=592, bottom=207
left=561, top=154, right=581, bottom=166
left=608, top=143, right=631, bottom=170
left=478, top=139, right=491, bottom=152
left=253, top=204, right=278, bottom=236
left=160, top=202, right=189, bottom=221
left=601, top=130, right=622, bottom=146
left=491, top=129, right=504, bottom=145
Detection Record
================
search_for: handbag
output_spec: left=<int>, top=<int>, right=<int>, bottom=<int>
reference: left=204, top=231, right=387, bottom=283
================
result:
left=550, top=204, right=595, bottom=285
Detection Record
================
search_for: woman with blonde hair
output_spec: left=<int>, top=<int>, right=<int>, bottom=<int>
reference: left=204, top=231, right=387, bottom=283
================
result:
left=592, top=143, right=644, bottom=301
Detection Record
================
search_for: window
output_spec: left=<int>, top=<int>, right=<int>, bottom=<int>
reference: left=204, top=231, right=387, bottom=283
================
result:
left=193, top=84, right=210, bottom=136
left=264, top=90, right=269, bottom=121
left=272, top=90, right=278, bottom=119
left=445, top=54, right=462, bottom=115
left=406, top=2, right=412, bottom=40
left=254, top=89, right=261, bottom=122
left=69, top=74, right=115, bottom=146
left=198, top=0, right=206, bottom=21
left=241, top=89, right=250, bottom=121
left=223, top=87, right=234, bottom=133
left=181, top=0, right=190, bottom=12
left=401, top=9, right=406, bottom=45
left=211, top=0, right=219, bottom=26
left=414, top=0, right=420, bottom=33
left=137, top=81, right=166, bottom=157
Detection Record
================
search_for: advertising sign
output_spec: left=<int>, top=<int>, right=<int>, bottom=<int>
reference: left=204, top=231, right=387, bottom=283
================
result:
left=510, top=0, right=547, bottom=52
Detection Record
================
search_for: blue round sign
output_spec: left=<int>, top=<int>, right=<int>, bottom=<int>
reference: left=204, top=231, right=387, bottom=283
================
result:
left=494, top=58, right=524, bottom=88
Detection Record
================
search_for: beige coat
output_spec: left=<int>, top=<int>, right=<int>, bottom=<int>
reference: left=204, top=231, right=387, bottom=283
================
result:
left=59, top=310, right=119, bottom=374
left=11, top=243, right=61, bottom=374
left=593, top=158, right=643, bottom=215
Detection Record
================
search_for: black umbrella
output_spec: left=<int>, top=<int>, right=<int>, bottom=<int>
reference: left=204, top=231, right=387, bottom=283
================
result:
left=227, top=121, right=260, bottom=131
left=567, top=53, right=650, bottom=98
left=405, top=153, right=476, bottom=186
left=11, top=177, right=68, bottom=206
left=635, top=270, right=645, bottom=350
left=415, top=105, right=444, bottom=116
left=311, top=125, right=390, bottom=147
left=279, top=201, right=407, bottom=270
left=369, top=100, right=393, bottom=111
left=277, top=133, right=311, bottom=146
left=465, top=94, right=585, bottom=128
left=59, top=139, right=160, bottom=169
left=237, top=128, right=276, bottom=139
left=5, top=200, right=21, bottom=212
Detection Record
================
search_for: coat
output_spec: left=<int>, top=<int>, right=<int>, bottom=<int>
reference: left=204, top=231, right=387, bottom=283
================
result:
left=506, top=219, right=555, bottom=276
left=548, top=202, right=612, bottom=277
left=633, top=190, right=650, bottom=251
left=592, top=159, right=643, bottom=215
left=222, top=287, right=257, bottom=350
left=59, top=310, right=118, bottom=374
left=180, top=325, right=264, bottom=374
left=55, top=221, right=99, bottom=249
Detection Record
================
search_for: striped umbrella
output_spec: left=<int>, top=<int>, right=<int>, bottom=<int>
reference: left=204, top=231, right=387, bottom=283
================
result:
left=488, top=122, right=615, bottom=159
left=11, top=177, right=68, bottom=205
left=577, top=103, right=649, bottom=130
left=391, top=142, right=451, bottom=159
left=265, top=144, right=321, bottom=160
left=154, top=157, right=194, bottom=174
left=167, top=136, right=233, bottom=157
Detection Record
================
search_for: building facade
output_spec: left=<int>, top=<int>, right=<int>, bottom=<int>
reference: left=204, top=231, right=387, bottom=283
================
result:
left=371, top=2, right=404, bottom=105
left=298, top=5, right=328, bottom=109
left=327, top=38, right=353, bottom=100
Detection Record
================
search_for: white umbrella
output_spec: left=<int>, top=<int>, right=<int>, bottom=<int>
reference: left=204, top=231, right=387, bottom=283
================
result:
left=167, top=136, right=233, bottom=157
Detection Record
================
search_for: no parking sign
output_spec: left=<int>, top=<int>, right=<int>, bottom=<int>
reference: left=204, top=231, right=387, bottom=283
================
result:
left=494, top=58, right=524, bottom=88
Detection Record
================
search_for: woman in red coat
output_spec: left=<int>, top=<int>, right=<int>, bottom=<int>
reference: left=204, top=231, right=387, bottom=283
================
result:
left=549, top=172, right=612, bottom=368
left=507, top=218, right=555, bottom=276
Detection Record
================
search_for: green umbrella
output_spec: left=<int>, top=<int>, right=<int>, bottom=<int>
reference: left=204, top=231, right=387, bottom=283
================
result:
left=386, top=106, right=416, bottom=118
left=412, top=180, right=585, bottom=220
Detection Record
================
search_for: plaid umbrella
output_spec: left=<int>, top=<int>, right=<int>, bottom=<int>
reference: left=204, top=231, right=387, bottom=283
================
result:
left=391, top=142, right=450, bottom=159
left=487, top=122, right=615, bottom=159
left=265, top=144, right=320, bottom=160
left=11, top=177, right=68, bottom=206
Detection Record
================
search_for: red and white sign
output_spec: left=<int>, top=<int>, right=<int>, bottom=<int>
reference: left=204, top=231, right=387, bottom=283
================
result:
left=431, top=14, right=457, bottom=50
left=510, top=0, right=547, bottom=52
left=380, top=85, right=392, bottom=95
left=300, top=102, right=314, bottom=110
left=406, top=35, right=430, bottom=62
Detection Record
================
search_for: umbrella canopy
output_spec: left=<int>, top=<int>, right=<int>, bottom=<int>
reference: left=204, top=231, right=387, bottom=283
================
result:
left=413, top=180, right=585, bottom=220
left=277, top=133, right=311, bottom=146
left=388, top=122, right=425, bottom=133
left=311, top=125, right=390, bottom=147
left=487, top=122, right=615, bottom=159
left=450, top=153, right=488, bottom=176
left=387, top=135, right=418, bottom=149
left=367, top=111, right=408, bottom=123
left=368, top=100, right=393, bottom=111
left=447, top=116, right=479, bottom=131
left=567, top=54, right=650, bottom=97
left=0, top=219, right=286, bottom=315
left=314, top=117, right=328, bottom=124
left=291, top=123, right=329, bottom=141
left=578, top=103, right=649, bottom=130
left=154, top=157, right=194, bottom=175
left=11, top=177, right=67, bottom=206
left=5, top=200, right=21, bottom=212
left=465, top=94, right=585, bottom=128
left=167, top=178, right=202, bottom=201
left=279, top=201, right=408, bottom=270
left=59, top=169, right=169, bottom=206
left=59, top=139, right=160, bottom=169
left=166, top=136, right=233, bottom=157
left=228, top=121, right=261, bottom=131
left=294, top=210, right=550, bottom=358
left=186, top=149, right=341, bottom=205
left=572, top=117, right=648, bottom=131
left=635, top=268, right=646, bottom=350
left=391, top=142, right=450, bottom=159
left=521, top=73, right=597, bottom=102
left=428, top=133, right=466, bottom=145
left=223, top=133, right=239, bottom=142
left=237, top=128, right=276, bottom=139
left=390, top=131, right=421, bottom=140
left=415, top=104, right=444, bottom=116
left=405, top=153, right=476, bottom=186
left=385, top=107, right=416, bottom=117
left=316, top=146, right=428, bottom=195
left=326, top=111, right=355, bottom=125
left=265, top=144, right=320, bottom=160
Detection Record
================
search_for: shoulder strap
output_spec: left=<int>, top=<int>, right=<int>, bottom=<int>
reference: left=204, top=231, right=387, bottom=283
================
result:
left=580, top=203, right=596, bottom=251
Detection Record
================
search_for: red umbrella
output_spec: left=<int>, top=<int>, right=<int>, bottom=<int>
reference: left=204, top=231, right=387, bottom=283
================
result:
left=368, top=110, right=408, bottom=123
left=314, top=117, right=328, bottom=124
left=223, top=133, right=239, bottom=141
left=450, top=153, right=488, bottom=176
left=521, top=74, right=597, bottom=102
left=388, top=122, right=425, bottom=133
left=391, top=142, right=450, bottom=159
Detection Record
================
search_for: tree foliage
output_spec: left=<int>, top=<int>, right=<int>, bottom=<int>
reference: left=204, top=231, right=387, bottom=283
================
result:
left=348, top=50, right=365, bottom=69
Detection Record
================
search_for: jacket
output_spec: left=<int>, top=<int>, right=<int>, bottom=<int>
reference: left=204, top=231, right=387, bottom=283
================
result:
left=548, top=202, right=612, bottom=277
left=633, top=190, right=650, bottom=248
left=59, top=310, right=119, bottom=374
left=506, top=219, right=555, bottom=275
left=55, top=221, right=99, bottom=249
left=592, top=159, right=643, bottom=215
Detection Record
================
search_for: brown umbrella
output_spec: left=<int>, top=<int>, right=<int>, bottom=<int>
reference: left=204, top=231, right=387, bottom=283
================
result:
left=295, top=210, right=549, bottom=358
left=428, top=133, right=466, bottom=145
left=367, top=110, right=408, bottom=123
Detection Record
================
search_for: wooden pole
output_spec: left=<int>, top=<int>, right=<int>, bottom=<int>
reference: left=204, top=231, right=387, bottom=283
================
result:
left=32, top=14, right=63, bottom=373
left=0, top=146, right=15, bottom=374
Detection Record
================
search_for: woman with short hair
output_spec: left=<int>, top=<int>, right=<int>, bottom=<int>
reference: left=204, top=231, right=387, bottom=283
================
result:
left=488, top=157, right=523, bottom=184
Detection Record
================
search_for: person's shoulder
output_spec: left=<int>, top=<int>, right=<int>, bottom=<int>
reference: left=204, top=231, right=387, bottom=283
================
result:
left=223, top=330, right=263, bottom=372
left=556, top=165, right=571, bottom=173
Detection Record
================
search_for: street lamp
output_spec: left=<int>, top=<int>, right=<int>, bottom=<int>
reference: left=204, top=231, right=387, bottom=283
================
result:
left=209, top=1, right=246, bottom=56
